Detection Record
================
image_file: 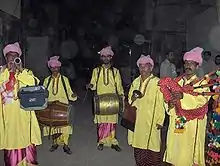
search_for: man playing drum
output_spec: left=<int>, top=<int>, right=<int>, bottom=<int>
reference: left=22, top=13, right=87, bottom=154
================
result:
left=86, top=46, right=124, bottom=152
left=0, top=42, right=42, bottom=165
left=42, top=56, right=77, bottom=154
left=127, top=55, right=165, bottom=166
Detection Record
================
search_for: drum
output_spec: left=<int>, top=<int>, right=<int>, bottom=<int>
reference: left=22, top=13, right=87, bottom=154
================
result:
left=120, top=101, right=137, bottom=131
left=36, top=101, right=72, bottom=127
left=93, top=93, right=124, bottom=115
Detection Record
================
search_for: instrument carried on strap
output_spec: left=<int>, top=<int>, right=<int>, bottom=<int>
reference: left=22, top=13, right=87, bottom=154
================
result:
left=36, top=101, right=72, bottom=127
left=120, top=90, right=142, bottom=131
left=36, top=75, right=75, bottom=128
left=93, top=67, right=124, bottom=115
left=158, top=68, right=220, bottom=122
left=18, top=78, right=49, bottom=111
left=94, top=93, right=124, bottom=115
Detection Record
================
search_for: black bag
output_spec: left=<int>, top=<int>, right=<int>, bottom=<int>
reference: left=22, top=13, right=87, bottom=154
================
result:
left=18, top=84, right=49, bottom=111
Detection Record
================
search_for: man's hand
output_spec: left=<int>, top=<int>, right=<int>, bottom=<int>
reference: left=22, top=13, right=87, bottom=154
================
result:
left=16, top=62, right=23, bottom=73
left=172, top=92, right=183, bottom=100
left=168, top=100, right=175, bottom=109
left=156, top=124, right=163, bottom=130
left=71, top=94, right=77, bottom=98
left=8, top=62, right=16, bottom=72
left=86, top=83, right=93, bottom=90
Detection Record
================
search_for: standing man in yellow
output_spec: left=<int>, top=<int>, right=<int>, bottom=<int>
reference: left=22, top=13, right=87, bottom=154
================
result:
left=163, top=47, right=210, bottom=166
left=43, top=56, right=77, bottom=154
left=86, top=46, right=124, bottom=151
left=128, top=55, right=165, bottom=166
left=0, top=42, right=42, bottom=165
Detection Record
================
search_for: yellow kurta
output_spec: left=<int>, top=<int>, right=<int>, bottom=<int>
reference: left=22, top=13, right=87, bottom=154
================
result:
left=0, top=68, right=42, bottom=150
left=42, top=75, right=77, bottom=144
left=0, top=92, right=4, bottom=149
left=90, top=66, right=124, bottom=123
left=164, top=75, right=210, bottom=166
left=127, top=75, right=165, bottom=152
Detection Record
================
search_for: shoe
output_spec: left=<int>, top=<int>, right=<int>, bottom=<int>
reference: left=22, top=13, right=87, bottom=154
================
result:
left=97, top=144, right=104, bottom=151
left=49, top=144, right=59, bottom=152
left=111, top=145, right=121, bottom=152
left=63, top=145, right=72, bottom=155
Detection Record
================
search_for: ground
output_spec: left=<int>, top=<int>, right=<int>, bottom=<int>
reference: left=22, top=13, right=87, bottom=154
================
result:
left=0, top=79, right=136, bottom=166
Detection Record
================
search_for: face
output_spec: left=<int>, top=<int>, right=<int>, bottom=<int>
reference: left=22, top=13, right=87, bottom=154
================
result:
left=203, top=52, right=211, bottom=61
left=184, top=60, right=198, bottom=76
left=50, top=67, right=60, bottom=75
left=6, top=52, right=20, bottom=71
left=167, top=52, right=174, bottom=61
left=139, top=63, right=152, bottom=76
left=6, top=52, right=19, bottom=64
left=100, top=55, right=112, bottom=64
left=215, top=56, right=220, bottom=65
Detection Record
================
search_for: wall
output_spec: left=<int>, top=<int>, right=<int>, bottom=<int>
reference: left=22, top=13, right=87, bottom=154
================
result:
left=0, top=0, right=20, bottom=18
left=187, top=7, right=220, bottom=56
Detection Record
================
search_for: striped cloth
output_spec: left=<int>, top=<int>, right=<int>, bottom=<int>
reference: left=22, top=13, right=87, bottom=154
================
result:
left=134, top=148, right=162, bottom=166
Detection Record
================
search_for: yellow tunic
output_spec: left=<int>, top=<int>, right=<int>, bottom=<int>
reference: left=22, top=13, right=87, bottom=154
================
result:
left=0, top=68, right=42, bottom=149
left=0, top=92, right=3, bottom=149
left=90, top=66, right=124, bottom=123
left=164, top=75, right=210, bottom=166
left=127, top=75, right=165, bottom=152
left=42, top=75, right=77, bottom=141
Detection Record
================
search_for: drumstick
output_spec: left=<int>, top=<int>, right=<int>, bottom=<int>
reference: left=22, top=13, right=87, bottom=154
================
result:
left=83, top=89, right=89, bottom=102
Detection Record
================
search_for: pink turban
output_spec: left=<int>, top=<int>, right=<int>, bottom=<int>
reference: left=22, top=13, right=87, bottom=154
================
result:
left=98, top=46, right=114, bottom=56
left=47, top=56, right=62, bottom=68
left=137, top=55, right=154, bottom=69
left=183, top=47, right=203, bottom=66
left=3, top=42, right=22, bottom=57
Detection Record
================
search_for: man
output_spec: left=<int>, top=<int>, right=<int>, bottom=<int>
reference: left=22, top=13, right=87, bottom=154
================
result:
left=43, top=56, right=77, bottom=154
left=86, top=46, right=124, bottom=152
left=0, top=42, right=42, bottom=165
left=160, top=51, right=177, bottom=78
left=163, top=47, right=210, bottom=166
left=127, top=55, right=165, bottom=166
left=201, top=51, right=216, bottom=74
left=214, top=55, right=220, bottom=69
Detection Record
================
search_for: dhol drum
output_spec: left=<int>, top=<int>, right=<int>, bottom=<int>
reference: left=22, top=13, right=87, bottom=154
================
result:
left=36, top=101, right=72, bottom=127
left=120, top=101, right=137, bottom=132
left=93, top=93, right=124, bottom=115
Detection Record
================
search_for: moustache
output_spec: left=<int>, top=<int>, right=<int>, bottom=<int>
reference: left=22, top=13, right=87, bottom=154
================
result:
left=185, top=68, right=192, bottom=71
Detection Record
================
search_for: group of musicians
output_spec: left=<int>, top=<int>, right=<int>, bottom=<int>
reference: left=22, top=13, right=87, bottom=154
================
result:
left=0, top=42, right=212, bottom=166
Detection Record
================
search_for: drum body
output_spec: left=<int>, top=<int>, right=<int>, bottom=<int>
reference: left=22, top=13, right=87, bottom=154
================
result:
left=36, top=101, right=71, bottom=127
left=120, top=101, right=136, bottom=131
left=93, top=93, right=124, bottom=115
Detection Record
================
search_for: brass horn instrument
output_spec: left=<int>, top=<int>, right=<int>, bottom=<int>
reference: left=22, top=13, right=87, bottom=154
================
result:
left=14, top=57, right=21, bottom=65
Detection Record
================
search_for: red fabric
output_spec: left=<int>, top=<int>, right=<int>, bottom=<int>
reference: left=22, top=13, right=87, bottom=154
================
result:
left=5, top=72, right=16, bottom=91
left=159, top=76, right=208, bottom=121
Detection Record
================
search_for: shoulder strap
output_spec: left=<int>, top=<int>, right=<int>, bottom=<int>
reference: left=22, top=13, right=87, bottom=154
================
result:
left=61, top=75, right=69, bottom=101
left=110, top=67, right=118, bottom=94
left=95, top=67, right=102, bottom=91
left=46, top=76, right=52, bottom=89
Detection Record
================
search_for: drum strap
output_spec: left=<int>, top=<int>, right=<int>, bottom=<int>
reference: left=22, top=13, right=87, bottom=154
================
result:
left=110, top=67, right=118, bottom=94
left=46, top=76, right=52, bottom=89
left=60, top=75, right=70, bottom=101
left=95, top=67, right=102, bottom=93
left=46, top=75, right=69, bottom=101
left=95, top=66, right=118, bottom=94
